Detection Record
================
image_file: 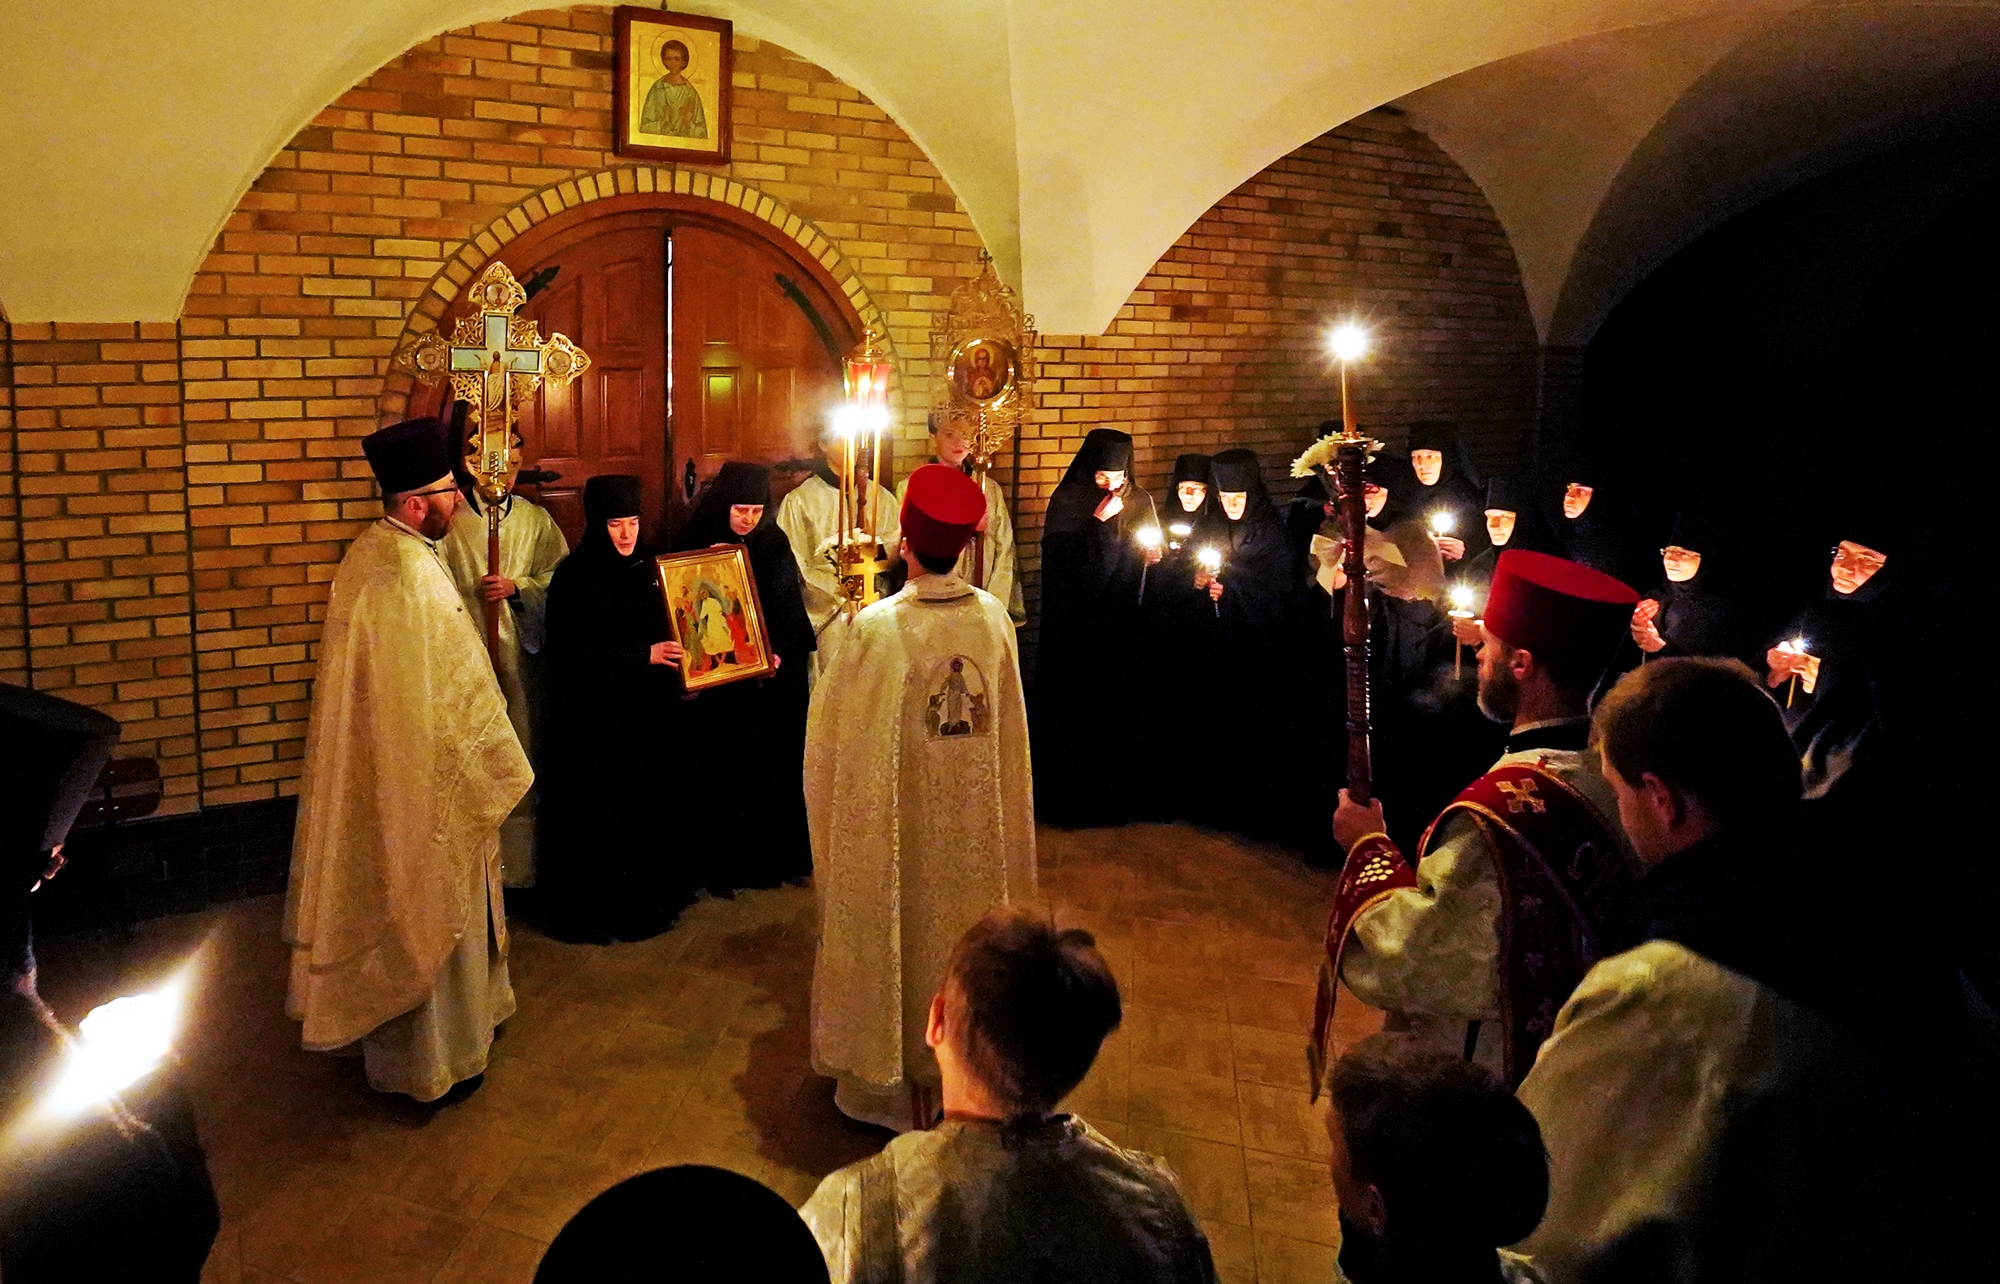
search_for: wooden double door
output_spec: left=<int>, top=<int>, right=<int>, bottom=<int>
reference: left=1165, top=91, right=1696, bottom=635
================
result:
left=448, top=202, right=858, bottom=546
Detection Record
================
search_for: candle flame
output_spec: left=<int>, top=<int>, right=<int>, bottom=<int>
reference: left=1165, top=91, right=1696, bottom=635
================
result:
left=45, top=980, right=185, bottom=1114
left=1791, top=636, right=1807, bottom=652
left=1169, top=522, right=1193, bottom=538
left=1429, top=509, right=1455, bottom=535
left=1328, top=322, right=1369, bottom=362
left=1137, top=526, right=1162, bottom=549
left=1449, top=584, right=1474, bottom=610
left=1197, top=547, right=1222, bottom=572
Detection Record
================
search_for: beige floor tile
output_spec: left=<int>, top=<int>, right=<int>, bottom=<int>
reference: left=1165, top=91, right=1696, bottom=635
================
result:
left=1230, top=1023, right=1315, bottom=1094
left=293, top=1192, right=474, bottom=1284
left=1206, top=1220, right=1257, bottom=1284
left=1245, top=1151, right=1341, bottom=1246
left=1237, top=1081, right=1332, bottom=1163
left=1127, top=959, right=1234, bottom=1021
left=1225, top=974, right=1317, bottom=1034
left=1120, top=1122, right=1253, bottom=1228
left=430, top=1223, right=548, bottom=1284
left=1126, top=1002, right=1236, bottom=1078
left=1253, top=1228, right=1341, bottom=1284
left=479, top=1147, right=638, bottom=1242
left=36, top=820, right=1350, bottom=1272
left=1127, top=1064, right=1242, bottom=1146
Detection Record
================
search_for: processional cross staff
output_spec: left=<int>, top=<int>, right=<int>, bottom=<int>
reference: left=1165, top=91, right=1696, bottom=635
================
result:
left=1292, top=322, right=1379, bottom=804
left=395, top=261, right=592, bottom=668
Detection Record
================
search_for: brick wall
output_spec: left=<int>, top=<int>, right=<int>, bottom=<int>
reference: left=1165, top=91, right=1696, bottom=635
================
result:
left=1017, top=112, right=1541, bottom=615
left=0, top=8, right=1537, bottom=815
left=5, top=323, right=200, bottom=811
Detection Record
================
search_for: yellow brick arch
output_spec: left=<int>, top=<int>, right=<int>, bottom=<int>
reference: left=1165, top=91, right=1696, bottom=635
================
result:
left=379, top=164, right=892, bottom=420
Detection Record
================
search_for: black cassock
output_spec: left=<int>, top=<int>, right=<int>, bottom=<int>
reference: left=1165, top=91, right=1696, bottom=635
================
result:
left=1194, top=449, right=1296, bottom=833
left=1135, top=453, right=1218, bottom=822
left=0, top=683, right=219, bottom=1282
left=538, top=475, right=689, bottom=942
left=1642, top=512, right=1766, bottom=664
left=672, top=463, right=817, bottom=891
left=1545, top=456, right=1651, bottom=589
left=1032, top=429, right=1159, bottom=827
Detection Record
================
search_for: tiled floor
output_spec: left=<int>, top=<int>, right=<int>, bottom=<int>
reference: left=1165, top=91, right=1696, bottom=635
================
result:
left=36, top=821, right=1384, bottom=1284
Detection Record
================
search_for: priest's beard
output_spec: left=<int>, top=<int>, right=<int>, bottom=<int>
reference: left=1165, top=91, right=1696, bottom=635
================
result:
left=1477, top=654, right=1520, bottom=724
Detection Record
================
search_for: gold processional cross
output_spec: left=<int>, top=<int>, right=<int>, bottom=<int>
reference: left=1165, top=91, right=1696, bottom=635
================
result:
left=394, top=261, right=591, bottom=667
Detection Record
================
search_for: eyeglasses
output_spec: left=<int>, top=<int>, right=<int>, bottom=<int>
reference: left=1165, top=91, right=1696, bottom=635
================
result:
left=407, top=483, right=460, bottom=499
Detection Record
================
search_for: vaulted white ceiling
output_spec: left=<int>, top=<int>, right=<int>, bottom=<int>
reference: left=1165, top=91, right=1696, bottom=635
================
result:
left=2, top=1, right=1996, bottom=338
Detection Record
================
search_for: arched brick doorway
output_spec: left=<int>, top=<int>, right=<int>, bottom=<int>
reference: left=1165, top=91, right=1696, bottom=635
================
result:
left=396, top=185, right=869, bottom=545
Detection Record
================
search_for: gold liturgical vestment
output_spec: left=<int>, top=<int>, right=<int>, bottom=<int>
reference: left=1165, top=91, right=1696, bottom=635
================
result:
left=438, top=496, right=567, bottom=886
left=777, top=472, right=902, bottom=686
left=805, top=574, right=1035, bottom=1129
left=284, top=518, right=532, bottom=1099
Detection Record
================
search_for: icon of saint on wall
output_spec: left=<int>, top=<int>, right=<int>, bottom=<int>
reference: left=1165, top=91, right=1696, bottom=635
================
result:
left=641, top=39, right=708, bottom=138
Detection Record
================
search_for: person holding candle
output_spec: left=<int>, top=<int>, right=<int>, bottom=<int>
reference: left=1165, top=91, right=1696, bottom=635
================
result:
left=1031, top=429, right=1160, bottom=827
left=1363, top=451, right=1448, bottom=604
left=1190, top=449, right=1294, bottom=832
left=896, top=413, right=1025, bottom=627
left=1135, top=452, right=1219, bottom=820
left=1310, top=549, right=1640, bottom=1089
left=806, top=464, right=1036, bottom=1131
left=1407, top=421, right=1487, bottom=565
left=1628, top=511, right=1763, bottom=665
left=0, top=684, right=221, bottom=1281
left=777, top=421, right=904, bottom=688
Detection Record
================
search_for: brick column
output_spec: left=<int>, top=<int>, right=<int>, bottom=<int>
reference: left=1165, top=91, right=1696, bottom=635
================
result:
left=7, top=323, right=199, bottom=813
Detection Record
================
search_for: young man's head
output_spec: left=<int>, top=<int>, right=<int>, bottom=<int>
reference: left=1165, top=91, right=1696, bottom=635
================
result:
left=1592, top=658, right=1800, bottom=864
left=926, top=906, right=1121, bottom=1119
left=899, top=463, right=986, bottom=577
left=1325, top=1036, right=1548, bottom=1282
left=929, top=414, right=973, bottom=469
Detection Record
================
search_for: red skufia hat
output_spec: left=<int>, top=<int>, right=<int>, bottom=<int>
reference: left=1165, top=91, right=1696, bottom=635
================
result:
left=900, top=463, right=986, bottom=563
left=1483, top=549, right=1638, bottom=668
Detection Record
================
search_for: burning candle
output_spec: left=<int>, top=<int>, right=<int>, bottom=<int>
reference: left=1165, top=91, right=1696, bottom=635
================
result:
left=1778, top=635, right=1810, bottom=708
left=1429, top=509, right=1455, bottom=537
left=1136, top=526, right=1163, bottom=603
left=1197, top=546, right=1223, bottom=617
left=1447, top=583, right=1475, bottom=678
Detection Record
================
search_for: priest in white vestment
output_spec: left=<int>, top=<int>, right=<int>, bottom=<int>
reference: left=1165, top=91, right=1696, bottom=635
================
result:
left=1517, top=658, right=1998, bottom=1282
left=895, top=414, right=1026, bottom=627
left=777, top=427, right=902, bottom=686
left=807, top=464, right=1035, bottom=1131
left=284, top=418, right=533, bottom=1101
left=439, top=492, right=567, bottom=886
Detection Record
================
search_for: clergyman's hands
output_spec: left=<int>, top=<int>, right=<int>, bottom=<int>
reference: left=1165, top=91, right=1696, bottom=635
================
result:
left=1333, top=789, right=1389, bottom=853
left=479, top=574, right=517, bottom=602
left=650, top=641, right=685, bottom=668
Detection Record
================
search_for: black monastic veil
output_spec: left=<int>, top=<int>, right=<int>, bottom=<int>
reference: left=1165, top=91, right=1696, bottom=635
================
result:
left=672, top=463, right=817, bottom=890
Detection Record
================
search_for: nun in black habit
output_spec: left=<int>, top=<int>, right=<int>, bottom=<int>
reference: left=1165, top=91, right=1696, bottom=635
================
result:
left=1031, top=428, right=1160, bottom=827
left=1134, top=452, right=1217, bottom=821
left=671, top=462, right=817, bottom=890
left=1630, top=511, right=1763, bottom=664
left=538, top=475, right=690, bottom=942
left=1546, top=454, right=1651, bottom=587
left=1406, top=421, right=1487, bottom=565
left=0, top=684, right=220, bottom=1283
left=1192, top=449, right=1296, bottom=832
left=1460, top=475, right=1560, bottom=606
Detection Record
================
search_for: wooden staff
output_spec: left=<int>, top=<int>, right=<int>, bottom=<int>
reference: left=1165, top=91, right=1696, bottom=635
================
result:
left=1334, top=438, right=1372, bottom=804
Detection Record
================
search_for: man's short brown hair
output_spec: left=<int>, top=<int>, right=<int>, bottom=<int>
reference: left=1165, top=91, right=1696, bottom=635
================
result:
left=1591, top=657, right=1801, bottom=834
left=941, top=906, right=1122, bottom=1115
